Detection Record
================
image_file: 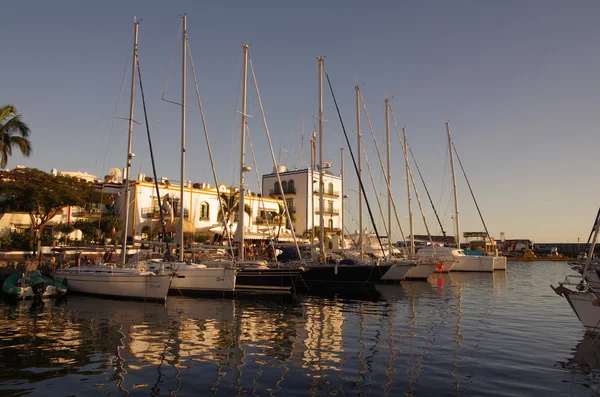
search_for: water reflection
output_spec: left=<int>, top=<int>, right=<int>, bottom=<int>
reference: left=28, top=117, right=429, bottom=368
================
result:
left=2, top=263, right=593, bottom=396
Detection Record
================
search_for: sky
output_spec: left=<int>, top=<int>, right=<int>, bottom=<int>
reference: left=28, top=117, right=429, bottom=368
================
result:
left=3, top=0, right=600, bottom=243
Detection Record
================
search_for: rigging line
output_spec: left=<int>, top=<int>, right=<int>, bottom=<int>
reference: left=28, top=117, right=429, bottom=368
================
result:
left=137, top=59, right=171, bottom=257
left=390, top=115, right=436, bottom=249
left=451, top=142, right=492, bottom=243
left=187, top=40, right=235, bottom=260
left=406, top=141, right=450, bottom=244
left=249, top=54, right=303, bottom=261
left=245, top=122, right=280, bottom=261
left=324, top=70, right=385, bottom=255
left=359, top=92, right=407, bottom=245
left=362, top=146, right=390, bottom=243
left=96, top=30, right=135, bottom=178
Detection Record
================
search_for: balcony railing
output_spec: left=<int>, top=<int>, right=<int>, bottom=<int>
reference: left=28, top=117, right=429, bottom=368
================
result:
left=76, top=208, right=117, bottom=218
left=142, top=207, right=160, bottom=219
left=313, top=189, right=340, bottom=198
left=315, top=208, right=340, bottom=216
left=269, top=186, right=296, bottom=196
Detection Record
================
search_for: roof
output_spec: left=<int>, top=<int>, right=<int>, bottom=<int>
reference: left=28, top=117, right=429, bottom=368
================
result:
left=409, top=235, right=456, bottom=244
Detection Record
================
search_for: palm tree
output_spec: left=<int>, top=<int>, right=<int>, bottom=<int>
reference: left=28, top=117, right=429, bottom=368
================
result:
left=274, top=202, right=296, bottom=240
left=217, top=191, right=252, bottom=225
left=0, top=105, right=32, bottom=168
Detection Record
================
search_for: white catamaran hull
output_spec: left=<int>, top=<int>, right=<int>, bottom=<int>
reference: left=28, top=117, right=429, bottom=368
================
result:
left=493, top=256, right=507, bottom=270
left=565, top=291, right=600, bottom=333
left=451, top=256, right=495, bottom=272
left=57, top=270, right=171, bottom=301
left=404, top=263, right=439, bottom=280
left=380, top=263, right=416, bottom=281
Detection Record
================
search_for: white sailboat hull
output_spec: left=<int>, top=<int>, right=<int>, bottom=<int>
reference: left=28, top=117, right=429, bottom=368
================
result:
left=380, top=263, right=415, bottom=281
left=404, top=263, right=438, bottom=280
left=565, top=291, right=600, bottom=333
left=493, top=256, right=507, bottom=270
left=146, top=261, right=236, bottom=292
left=56, top=269, right=171, bottom=301
left=169, top=268, right=236, bottom=292
left=451, top=256, right=495, bottom=272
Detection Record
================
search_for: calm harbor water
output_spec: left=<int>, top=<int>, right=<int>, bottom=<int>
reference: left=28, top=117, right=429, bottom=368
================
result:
left=0, top=261, right=596, bottom=396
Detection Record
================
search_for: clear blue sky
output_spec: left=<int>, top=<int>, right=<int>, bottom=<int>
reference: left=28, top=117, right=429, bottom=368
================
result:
left=3, top=0, right=600, bottom=243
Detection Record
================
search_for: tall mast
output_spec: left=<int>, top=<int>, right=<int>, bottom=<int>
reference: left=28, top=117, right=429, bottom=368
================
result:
left=317, top=56, right=325, bottom=259
left=178, top=15, right=187, bottom=262
left=447, top=121, right=461, bottom=248
left=404, top=127, right=414, bottom=256
left=356, top=85, right=363, bottom=259
left=311, top=131, right=316, bottom=248
left=237, top=44, right=249, bottom=260
left=340, top=147, right=345, bottom=249
left=385, top=98, right=392, bottom=259
left=120, top=18, right=139, bottom=266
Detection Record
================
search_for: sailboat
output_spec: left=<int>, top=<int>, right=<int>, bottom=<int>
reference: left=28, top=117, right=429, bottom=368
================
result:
left=380, top=101, right=437, bottom=281
left=225, top=43, right=304, bottom=293
left=147, top=15, right=237, bottom=294
left=552, top=208, right=600, bottom=333
left=297, top=57, right=392, bottom=287
left=56, top=19, right=172, bottom=301
left=417, top=121, right=505, bottom=272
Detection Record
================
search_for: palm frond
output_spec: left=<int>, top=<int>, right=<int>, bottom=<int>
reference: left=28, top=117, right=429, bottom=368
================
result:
left=0, top=105, right=17, bottom=123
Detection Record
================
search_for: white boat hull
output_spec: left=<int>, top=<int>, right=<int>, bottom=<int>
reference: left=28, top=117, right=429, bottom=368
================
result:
left=146, top=261, right=236, bottom=292
left=451, top=256, right=495, bottom=272
left=404, top=263, right=438, bottom=280
left=380, top=263, right=415, bottom=281
left=434, top=260, right=457, bottom=273
left=170, top=268, right=236, bottom=292
left=493, top=256, right=507, bottom=270
left=565, top=291, right=600, bottom=333
left=56, top=270, right=171, bottom=301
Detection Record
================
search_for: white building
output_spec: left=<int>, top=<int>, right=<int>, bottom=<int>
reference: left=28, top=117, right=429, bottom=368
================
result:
left=261, top=166, right=344, bottom=249
left=104, top=175, right=287, bottom=242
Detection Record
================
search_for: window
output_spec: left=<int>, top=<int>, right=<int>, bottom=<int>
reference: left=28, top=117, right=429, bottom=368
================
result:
left=200, top=202, right=210, bottom=220
left=328, top=182, right=334, bottom=194
left=281, top=180, right=287, bottom=192
left=328, top=218, right=334, bottom=229
left=288, top=180, right=295, bottom=193
left=328, top=200, right=334, bottom=214
left=286, top=199, right=294, bottom=213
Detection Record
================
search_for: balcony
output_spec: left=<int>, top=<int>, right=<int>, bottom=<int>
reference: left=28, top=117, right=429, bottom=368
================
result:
left=79, top=208, right=117, bottom=218
left=315, top=208, right=340, bottom=216
left=142, top=207, right=160, bottom=219
left=269, top=186, right=296, bottom=197
left=313, top=189, right=340, bottom=198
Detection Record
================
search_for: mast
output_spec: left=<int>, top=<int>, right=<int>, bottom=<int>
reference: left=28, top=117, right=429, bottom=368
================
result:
left=120, top=18, right=139, bottom=266
left=311, top=131, right=316, bottom=248
left=178, top=14, right=187, bottom=262
left=356, top=85, right=363, bottom=259
left=341, top=147, right=345, bottom=249
left=238, top=44, right=249, bottom=260
left=447, top=121, right=461, bottom=248
left=404, top=127, right=415, bottom=256
left=385, top=98, right=392, bottom=259
left=317, top=56, right=325, bottom=259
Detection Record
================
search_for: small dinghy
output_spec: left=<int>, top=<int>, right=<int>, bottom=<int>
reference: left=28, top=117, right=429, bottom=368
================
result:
left=2, top=270, right=67, bottom=300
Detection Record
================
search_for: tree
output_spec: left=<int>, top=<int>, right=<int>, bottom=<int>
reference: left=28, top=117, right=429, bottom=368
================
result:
left=0, top=168, right=102, bottom=249
left=274, top=202, right=296, bottom=240
left=0, top=105, right=32, bottom=169
left=217, top=191, right=253, bottom=224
